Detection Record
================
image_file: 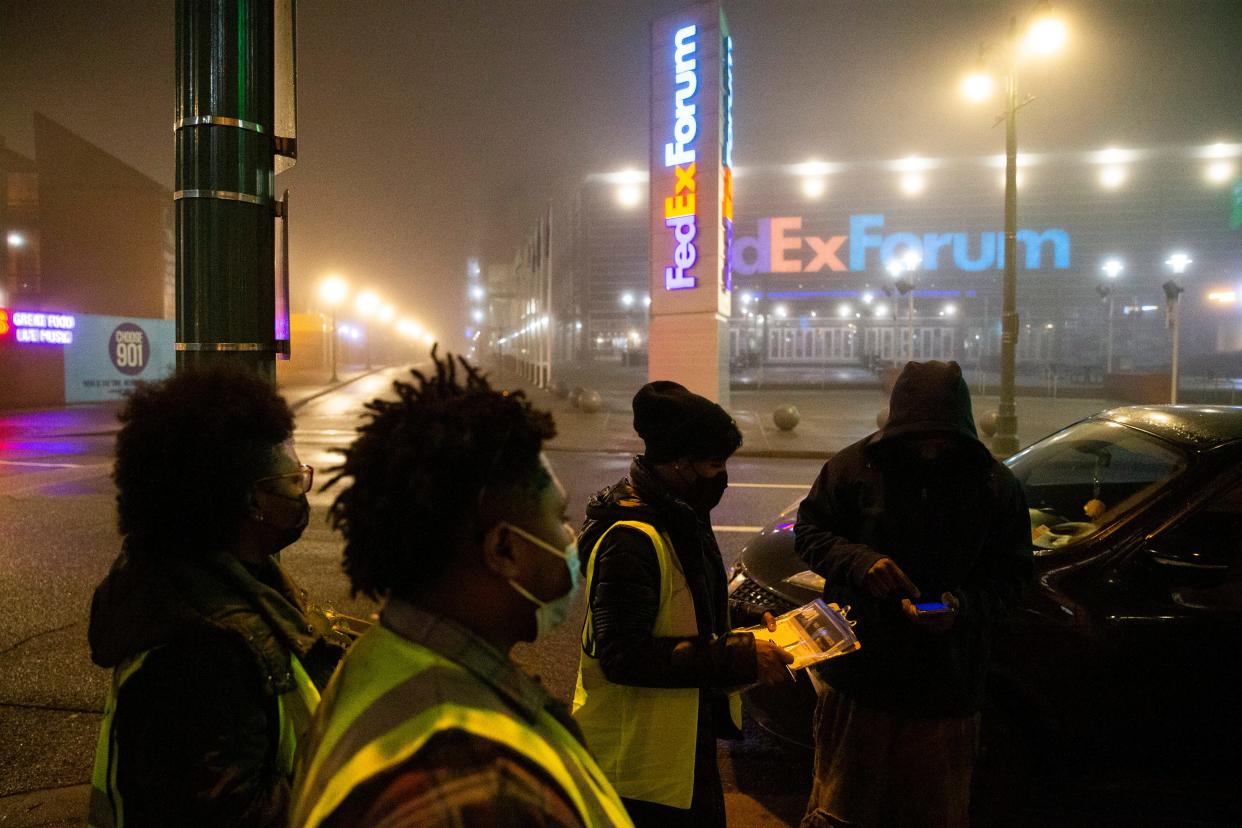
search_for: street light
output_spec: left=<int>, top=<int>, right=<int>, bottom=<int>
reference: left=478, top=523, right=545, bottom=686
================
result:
left=1165, top=252, right=1192, bottom=403
left=355, top=290, right=382, bottom=369
left=1097, top=258, right=1124, bottom=374
left=961, top=1, right=1066, bottom=455
left=319, top=276, right=349, bottom=383
left=887, top=257, right=918, bottom=364
left=615, top=183, right=643, bottom=209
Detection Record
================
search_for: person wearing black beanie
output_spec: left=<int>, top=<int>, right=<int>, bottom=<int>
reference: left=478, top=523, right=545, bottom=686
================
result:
left=572, top=381, right=793, bottom=827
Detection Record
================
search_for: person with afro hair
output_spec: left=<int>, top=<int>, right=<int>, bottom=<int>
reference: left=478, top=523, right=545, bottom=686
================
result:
left=290, top=350, right=631, bottom=828
left=88, top=364, right=349, bottom=827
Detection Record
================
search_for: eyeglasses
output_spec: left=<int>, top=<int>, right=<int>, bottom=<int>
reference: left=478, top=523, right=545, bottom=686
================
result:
left=254, top=464, right=314, bottom=494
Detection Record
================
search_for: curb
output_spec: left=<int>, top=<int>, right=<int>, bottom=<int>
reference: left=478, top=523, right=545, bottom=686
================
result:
left=286, top=366, right=388, bottom=412
left=0, top=783, right=88, bottom=827
left=543, top=443, right=834, bottom=461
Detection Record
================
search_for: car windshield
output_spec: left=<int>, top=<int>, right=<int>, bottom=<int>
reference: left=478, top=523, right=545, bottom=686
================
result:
left=1005, top=420, right=1188, bottom=553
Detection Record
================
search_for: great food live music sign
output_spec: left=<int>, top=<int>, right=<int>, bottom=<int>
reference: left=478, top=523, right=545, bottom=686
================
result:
left=0, top=309, right=76, bottom=345
left=649, top=2, right=731, bottom=401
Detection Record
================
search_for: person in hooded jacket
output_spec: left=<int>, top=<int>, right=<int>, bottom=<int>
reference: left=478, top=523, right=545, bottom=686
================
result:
left=794, top=360, right=1032, bottom=828
left=88, top=365, right=349, bottom=827
left=572, top=381, right=794, bottom=827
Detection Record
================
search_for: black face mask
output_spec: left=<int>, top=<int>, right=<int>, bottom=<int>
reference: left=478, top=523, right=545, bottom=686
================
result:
left=685, top=470, right=728, bottom=513
left=261, top=492, right=310, bottom=551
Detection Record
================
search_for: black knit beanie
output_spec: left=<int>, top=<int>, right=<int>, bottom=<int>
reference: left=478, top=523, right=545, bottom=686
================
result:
left=632, top=381, right=742, bottom=463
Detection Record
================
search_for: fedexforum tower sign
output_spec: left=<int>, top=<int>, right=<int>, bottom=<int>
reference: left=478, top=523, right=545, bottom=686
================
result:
left=650, top=1, right=732, bottom=404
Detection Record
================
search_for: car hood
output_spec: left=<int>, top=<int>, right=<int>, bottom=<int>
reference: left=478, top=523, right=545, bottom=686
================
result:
left=735, top=498, right=823, bottom=606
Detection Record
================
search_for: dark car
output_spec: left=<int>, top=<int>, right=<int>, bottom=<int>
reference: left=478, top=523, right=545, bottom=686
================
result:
left=727, top=405, right=1242, bottom=818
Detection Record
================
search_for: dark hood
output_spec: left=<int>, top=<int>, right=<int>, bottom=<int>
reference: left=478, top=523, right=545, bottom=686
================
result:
left=88, top=550, right=332, bottom=694
left=867, top=360, right=989, bottom=461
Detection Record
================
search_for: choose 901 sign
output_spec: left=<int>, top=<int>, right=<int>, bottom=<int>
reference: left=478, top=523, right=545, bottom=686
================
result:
left=65, top=314, right=174, bottom=402
left=110, top=323, right=151, bottom=376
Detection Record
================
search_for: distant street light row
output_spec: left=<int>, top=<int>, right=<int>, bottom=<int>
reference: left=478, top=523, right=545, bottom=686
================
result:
left=318, top=275, right=435, bottom=382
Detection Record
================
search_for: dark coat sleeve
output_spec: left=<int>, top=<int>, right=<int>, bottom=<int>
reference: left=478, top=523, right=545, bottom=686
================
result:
left=589, top=527, right=757, bottom=688
left=114, top=635, right=289, bottom=828
left=794, top=454, right=886, bottom=588
left=951, top=467, right=1034, bottom=625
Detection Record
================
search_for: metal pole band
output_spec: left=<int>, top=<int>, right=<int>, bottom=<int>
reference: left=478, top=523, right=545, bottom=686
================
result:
left=174, top=115, right=267, bottom=135
left=173, top=189, right=272, bottom=207
left=176, top=342, right=275, bottom=352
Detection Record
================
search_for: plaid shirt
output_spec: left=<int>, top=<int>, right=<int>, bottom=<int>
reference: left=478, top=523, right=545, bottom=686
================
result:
left=320, top=600, right=585, bottom=828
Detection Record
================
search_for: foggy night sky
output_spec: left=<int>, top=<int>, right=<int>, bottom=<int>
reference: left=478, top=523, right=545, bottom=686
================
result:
left=2, top=0, right=1239, bottom=349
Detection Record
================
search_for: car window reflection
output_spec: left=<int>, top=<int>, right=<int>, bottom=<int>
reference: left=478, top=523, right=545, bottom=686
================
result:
left=1007, top=421, right=1187, bottom=552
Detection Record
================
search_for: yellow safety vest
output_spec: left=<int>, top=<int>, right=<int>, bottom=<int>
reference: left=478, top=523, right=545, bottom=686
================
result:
left=572, top=520, right=743, bottom=810
left=88, top=648, right=320, bottom=828
left=290, top=623, right=633, bottom=828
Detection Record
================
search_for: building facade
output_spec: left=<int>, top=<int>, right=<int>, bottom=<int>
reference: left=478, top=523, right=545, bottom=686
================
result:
left=0, top=114, right=174, bottom=408
left=549, top=142, right=1241, bottom=385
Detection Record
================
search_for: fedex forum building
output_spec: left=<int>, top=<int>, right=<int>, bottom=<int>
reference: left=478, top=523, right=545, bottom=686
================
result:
left=555, top=3, right=1242, bottom=391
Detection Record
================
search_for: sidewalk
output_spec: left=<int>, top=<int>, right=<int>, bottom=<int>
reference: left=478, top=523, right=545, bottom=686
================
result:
left=494, top=359, right=1127, bottom=459
left=0, top=367, right=380, bottom=441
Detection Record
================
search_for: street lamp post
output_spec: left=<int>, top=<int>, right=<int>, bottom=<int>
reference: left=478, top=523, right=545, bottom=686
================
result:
left=1099, top=258, right=1124, bottom=374
left=319, top=276, right=349, bottom=383
left=887, top=256, right=918, bottom=364
left=963, top=5, right=1066, bottom=455
left=355, top=290, right=381, bottom=370
left=1165, top=252, right=1192, bottom=403
left=995, top=21, right=1022, bottom=455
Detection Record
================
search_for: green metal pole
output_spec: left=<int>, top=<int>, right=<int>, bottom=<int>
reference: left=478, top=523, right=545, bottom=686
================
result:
left=993, top=17, right=1021, bottom=457
left=175, top=0, right=276, bottom=380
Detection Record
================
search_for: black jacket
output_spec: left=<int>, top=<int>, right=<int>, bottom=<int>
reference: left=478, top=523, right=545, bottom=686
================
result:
left=579, top=457, right=757, bottom=714
left=794, top=362, right=1032, bottom=717
left=88, top=550, right=349, bottom=827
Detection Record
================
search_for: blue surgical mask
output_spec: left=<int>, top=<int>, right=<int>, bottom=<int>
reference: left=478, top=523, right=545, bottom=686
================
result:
left=502, top=523, right=581, bottom=641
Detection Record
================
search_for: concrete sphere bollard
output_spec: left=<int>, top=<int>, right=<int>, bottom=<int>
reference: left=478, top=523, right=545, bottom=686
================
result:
left=549, top=381, right=567, bottom=398
left=876, top=407, right=889, bottom=429
left=979, top=410, right=998, bottom=438
left=568, top=386, right=585, bottom=407
left=773, top=404, right=800, bottom=432
left=578, top=390, right=603, bottom=413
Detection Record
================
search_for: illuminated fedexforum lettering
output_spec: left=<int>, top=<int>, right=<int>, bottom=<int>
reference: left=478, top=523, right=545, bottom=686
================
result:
left=731, top=215, right=1071, bottom=275
left=663, top=24, right=699, bottom=291
left=1, top=308, right=77, bottom=346
left=721, top=35, right=734, bottom=292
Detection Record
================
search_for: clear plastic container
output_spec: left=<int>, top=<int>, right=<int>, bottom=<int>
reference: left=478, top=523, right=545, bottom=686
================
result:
left=735, top=598, right=860, bottom=670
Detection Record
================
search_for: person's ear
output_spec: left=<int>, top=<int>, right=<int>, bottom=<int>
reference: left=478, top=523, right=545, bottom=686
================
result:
left=480, top=522, right=521, bottom=580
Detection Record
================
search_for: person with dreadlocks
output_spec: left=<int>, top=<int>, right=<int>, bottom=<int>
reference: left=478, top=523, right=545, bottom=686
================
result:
left=289, top=350, right=633, bottom=828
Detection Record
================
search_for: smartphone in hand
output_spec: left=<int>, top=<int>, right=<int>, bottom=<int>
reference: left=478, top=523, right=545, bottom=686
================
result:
left=911, top=601, right=953, bottom=616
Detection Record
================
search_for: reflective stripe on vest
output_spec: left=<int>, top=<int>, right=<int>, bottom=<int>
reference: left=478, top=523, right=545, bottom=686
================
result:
left=572, top=519, right=743, bottom=810
left=88, top=649, right=319, bottom=828
left=290, top=624, right=632, bottom=828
